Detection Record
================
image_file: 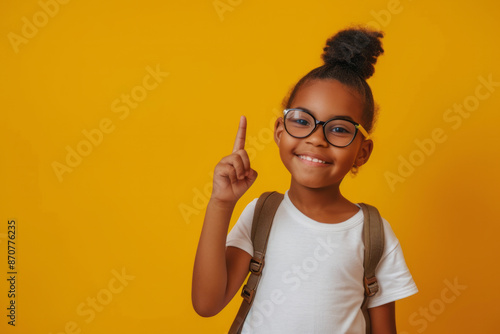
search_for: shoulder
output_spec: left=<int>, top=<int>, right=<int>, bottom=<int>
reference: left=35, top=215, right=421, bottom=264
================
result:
left=241, top=197, right=259, bottom=217
left=359, top=204, right=400, bottom=255
left=225, top=198, right=259, bottom=257
left=233, top=197, right=259, bottom=231
left=367, top=215, right=419, bottom=307
left=380, top=217, right=400, bottom=254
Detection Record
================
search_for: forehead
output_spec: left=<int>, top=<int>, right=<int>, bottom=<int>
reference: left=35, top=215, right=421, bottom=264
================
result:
left=290, top=79, right=364, bottom=121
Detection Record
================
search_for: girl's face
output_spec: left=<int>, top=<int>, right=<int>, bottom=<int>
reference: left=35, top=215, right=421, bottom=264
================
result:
left=274, top=79, right=373, bottom=190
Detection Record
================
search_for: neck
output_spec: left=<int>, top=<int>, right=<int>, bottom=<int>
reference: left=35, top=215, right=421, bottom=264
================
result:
left=288, top=180, right=349, bottom=212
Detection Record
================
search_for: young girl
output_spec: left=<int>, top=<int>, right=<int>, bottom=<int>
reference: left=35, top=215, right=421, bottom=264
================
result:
left=192, top=27, right=418, bottom=333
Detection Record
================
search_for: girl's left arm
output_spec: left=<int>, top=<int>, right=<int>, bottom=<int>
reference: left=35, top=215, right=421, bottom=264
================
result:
left=369, top=301, right=397, bottom=334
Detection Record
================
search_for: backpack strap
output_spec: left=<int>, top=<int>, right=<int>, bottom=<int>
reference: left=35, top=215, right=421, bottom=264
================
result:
left=228, top=191, right=284, bottom=334
left=358, top=203, right=385, bottom=334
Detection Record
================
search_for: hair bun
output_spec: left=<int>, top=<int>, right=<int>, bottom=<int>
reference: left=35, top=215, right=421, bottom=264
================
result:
left=322, top=27, right=384, bottom=80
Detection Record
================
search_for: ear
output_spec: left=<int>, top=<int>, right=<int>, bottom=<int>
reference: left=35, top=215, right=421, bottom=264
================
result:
left=354, top=139, right=374, bottom=168
left=274, top=117, right=284, bottom=146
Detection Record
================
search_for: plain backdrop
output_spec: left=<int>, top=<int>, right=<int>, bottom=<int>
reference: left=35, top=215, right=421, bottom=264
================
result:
left=1, top=0, right=499, bottom=333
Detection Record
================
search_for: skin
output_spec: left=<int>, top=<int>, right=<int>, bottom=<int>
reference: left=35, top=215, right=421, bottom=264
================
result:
left=275, top=79, right=373, bottom=223
left=192, top=78, right=396, bottom=333
left=192, top=115, right=255, bottom=317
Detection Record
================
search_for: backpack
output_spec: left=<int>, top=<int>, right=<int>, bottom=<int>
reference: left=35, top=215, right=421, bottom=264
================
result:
left=228, top=191, right=385, bottom=334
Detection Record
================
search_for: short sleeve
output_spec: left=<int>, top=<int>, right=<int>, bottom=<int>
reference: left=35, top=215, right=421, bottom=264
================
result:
left=225, top=198, right=258, bottom=257
left=367, top=218, right=418, bottom=308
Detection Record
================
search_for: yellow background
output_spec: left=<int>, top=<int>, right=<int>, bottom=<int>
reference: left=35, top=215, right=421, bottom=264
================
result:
left=1, top=0, right=499, bottom=333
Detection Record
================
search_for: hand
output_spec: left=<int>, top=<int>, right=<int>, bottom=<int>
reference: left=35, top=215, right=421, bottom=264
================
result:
left=211, top=116, right=258, bottom=206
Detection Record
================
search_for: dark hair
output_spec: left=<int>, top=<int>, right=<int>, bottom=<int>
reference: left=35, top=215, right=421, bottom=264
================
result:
left=281, top=27, right=384, bottom=133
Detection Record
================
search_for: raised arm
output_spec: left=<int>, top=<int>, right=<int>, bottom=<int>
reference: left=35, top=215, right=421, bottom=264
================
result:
left=192, top=116, right=258, bottom=317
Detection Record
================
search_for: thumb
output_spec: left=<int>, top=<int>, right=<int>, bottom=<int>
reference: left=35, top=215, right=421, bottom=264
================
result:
left=246, top=169, right=258, bottom=185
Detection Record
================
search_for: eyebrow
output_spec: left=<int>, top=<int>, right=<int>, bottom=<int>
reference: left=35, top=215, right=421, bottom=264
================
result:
left=294, top=107, right=356, bottom=122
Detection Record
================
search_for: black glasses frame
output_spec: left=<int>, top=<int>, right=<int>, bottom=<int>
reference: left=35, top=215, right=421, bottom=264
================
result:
left=283, top=108, right=369, bottom=148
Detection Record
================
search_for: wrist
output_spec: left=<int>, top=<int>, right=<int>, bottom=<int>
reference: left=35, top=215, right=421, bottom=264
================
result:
left=208, top=197, right=237, bottom=211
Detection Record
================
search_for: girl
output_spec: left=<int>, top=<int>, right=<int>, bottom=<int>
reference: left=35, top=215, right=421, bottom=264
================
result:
left=192, top=27, right=418, bottom=333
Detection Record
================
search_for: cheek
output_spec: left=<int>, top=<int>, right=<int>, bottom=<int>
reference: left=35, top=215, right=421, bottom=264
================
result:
left=329, top=145, right=360, bottom=168
left=277, top=137, right=297, bottom=166
left=341, top=146, right=363, bottom=166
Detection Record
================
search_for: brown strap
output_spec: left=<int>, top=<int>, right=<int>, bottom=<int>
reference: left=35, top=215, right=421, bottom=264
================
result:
left=229, top=198, right=383, bottom=334
left=359, top=203, right=385, bottom=334
left=228, top=191, right=284, bottom=334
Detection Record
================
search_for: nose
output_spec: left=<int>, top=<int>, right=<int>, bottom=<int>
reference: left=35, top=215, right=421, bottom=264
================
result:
left=305, top=124, right=329, bottom=147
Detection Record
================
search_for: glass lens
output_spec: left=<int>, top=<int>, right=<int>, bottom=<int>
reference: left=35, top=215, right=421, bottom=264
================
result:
left=324, top=119, right=356, bottom=147
left=284, top=109, right=315, bottom=138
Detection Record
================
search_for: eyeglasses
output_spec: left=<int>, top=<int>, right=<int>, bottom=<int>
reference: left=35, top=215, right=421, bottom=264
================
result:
left=283, top=108, right=370, bottom=148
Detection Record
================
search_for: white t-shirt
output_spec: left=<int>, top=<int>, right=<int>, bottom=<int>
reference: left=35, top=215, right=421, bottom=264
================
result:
left=226, top=191, right=418, bottom=334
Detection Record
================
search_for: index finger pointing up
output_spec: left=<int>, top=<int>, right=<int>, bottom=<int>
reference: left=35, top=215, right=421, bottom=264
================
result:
left=232, top=115, right=247, bottom=153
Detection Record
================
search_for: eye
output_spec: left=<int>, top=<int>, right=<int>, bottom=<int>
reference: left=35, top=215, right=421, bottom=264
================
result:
left=286, top=112, right=313, bottom=127
left=326, top=120, right=355, bottom=137
left=330, top=126, right=350, bottom=134
left=292, top=118, right=311, bottom=126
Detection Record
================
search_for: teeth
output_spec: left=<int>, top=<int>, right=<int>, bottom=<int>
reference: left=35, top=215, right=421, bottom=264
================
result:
left=298, top=155, right=327, bottom=164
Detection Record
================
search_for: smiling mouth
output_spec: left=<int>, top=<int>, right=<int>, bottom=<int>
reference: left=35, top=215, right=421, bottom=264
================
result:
left=297, top=155, right=330, bottom=164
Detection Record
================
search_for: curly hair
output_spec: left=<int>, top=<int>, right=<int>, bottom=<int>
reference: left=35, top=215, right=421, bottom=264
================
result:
left=281, top=27, right=384, bottom=134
